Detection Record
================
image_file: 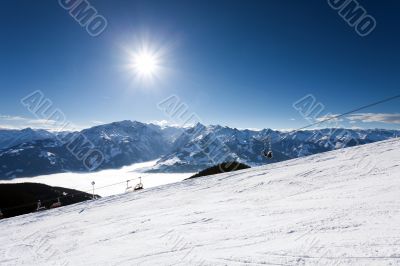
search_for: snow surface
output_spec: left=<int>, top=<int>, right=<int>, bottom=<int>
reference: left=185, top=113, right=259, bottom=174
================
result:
left=1, top=138, right=400, bottom=265
left=0, top=161, right=193, bottom=197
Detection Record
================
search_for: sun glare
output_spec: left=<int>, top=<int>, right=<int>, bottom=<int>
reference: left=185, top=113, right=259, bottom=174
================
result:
left=126, top=45, right=164, bottom=83
left=123, top=37, right=171, bottom=85
left=132, top=51, right=159, bottom=78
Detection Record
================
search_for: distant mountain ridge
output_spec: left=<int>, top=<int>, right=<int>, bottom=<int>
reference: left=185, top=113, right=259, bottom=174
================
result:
left=0, top=120, right=399, bottom=179
left=152, top=124, right=400, bottom=172
left=0, top=128, right=56, bottom=150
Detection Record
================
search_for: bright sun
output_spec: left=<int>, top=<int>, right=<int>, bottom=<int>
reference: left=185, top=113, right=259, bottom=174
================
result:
left=124, top=38, right=169, bottom=84
left=131, top=50, right=160, bottom=80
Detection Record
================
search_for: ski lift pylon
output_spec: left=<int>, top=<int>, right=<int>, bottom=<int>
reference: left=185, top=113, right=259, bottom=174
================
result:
left=91, top=181, right=96, bottom=200
left=125, top=180, right=133, bottom=192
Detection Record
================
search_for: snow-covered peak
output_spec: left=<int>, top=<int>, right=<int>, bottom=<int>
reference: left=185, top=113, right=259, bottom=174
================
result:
left=0, top=128, right=56, bottom=150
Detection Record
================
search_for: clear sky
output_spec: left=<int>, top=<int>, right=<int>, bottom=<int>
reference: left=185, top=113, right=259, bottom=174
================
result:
left=0, top=0, right=399, bottom=131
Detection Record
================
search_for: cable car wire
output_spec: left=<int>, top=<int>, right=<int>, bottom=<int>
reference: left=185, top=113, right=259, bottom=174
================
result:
left=296, top=94, right=400, bottom=131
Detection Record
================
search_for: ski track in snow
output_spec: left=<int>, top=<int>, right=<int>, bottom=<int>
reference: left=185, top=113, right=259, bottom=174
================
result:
left=1, top=139, right=400, bottom=265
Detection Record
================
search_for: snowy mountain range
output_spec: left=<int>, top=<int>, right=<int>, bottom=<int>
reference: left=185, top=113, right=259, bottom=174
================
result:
left=2, top=138, right=400, bottom=264
left=0, top=121, right=183, bottom=179
left=153, top=124, right=400, bottom=172
left=0, top=120, right=399, bottom=179
left=0, top=128, right=56, bottom=150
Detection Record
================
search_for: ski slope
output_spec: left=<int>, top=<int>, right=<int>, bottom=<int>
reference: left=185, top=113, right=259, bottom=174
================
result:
left=1, top=138, right=400, bottom=265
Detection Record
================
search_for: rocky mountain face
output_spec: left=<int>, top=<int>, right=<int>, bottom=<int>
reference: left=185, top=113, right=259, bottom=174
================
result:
left=0, top=121, right=398, bottom=179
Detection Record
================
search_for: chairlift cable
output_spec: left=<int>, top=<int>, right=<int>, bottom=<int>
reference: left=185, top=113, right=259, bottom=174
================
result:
left=296, top=94, right=400, bottom=132
left=260, top=93, right=400, bottom=160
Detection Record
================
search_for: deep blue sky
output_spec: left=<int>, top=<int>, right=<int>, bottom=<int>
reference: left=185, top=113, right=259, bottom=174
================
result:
left=0, top=0, right=399, bottom=130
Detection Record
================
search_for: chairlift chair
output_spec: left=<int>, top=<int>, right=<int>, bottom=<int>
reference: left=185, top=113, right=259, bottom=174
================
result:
left=263, top=150, right=273, bottom=159
left=134, top=177, right=144, bottom=191
left=262, top=135, right=273, bottom=159
left=36, top=200, right=46, bottom=212
left=50, top=198, right=62, bottom=209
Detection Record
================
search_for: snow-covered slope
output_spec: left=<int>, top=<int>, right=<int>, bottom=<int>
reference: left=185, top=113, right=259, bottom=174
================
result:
left=1, top=138, right=400, bottom=265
